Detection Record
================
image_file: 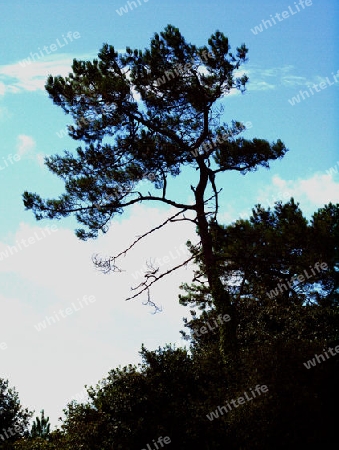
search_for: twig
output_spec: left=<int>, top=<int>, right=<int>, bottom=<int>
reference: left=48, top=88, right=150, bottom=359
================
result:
left=126, top=255, right=195, bottom=301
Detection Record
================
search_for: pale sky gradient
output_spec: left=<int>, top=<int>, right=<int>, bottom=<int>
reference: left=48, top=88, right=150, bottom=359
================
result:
left=0, top=0, right=338, bottom=427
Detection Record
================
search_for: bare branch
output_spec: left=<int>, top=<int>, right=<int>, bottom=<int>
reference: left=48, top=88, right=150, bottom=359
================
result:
left=169, top=215, right=197, bottom=224
left=93, top=208, right=190, bottom=272
left=93, top=191, right=216, bottom=273
left=92, top=254, right=124, bottom=274
left=126, top=255, right=195, bottom=301
left=142, top=289, right=163, bottom=314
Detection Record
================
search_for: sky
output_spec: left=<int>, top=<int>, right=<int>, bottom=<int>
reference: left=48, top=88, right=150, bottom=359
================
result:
left=0, top=0, right=338, bottom=428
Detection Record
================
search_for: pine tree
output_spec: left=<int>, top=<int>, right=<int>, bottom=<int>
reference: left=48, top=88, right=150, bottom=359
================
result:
left=30, top=410, right=50, bottom=440
left=23, top=24, right=287, bottom=363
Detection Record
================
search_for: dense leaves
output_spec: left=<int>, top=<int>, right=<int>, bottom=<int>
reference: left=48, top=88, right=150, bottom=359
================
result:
left=180, top=199, right=339, bottom=309
left=0, top=379, right=32, bottom=450
left=57, top=345, right=233, bottom=450
left=14, top=431, right=68, bottom=450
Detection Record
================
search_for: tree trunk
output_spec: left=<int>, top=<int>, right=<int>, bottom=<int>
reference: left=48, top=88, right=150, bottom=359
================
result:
left=194, top=159, right=238, bottom=369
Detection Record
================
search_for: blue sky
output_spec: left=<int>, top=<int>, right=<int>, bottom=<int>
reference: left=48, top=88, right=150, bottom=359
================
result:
left=0, top=0, right=338, bottom=427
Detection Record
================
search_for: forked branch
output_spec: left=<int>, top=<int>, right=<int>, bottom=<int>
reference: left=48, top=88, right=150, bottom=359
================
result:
left=126, top=255, right=195, bottom=301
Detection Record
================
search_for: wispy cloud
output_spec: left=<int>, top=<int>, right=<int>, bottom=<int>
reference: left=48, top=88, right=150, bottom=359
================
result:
left=251, top=80, right=276, bottom=90
left=234, top=65, right=294, bottom=91
left=281, top=68, right=339, bottom=89
left=242, top=65, right=338, bottom=92
left=0, top=53, right=93, bottom=95
left=281, top=74, right=308, bottom=86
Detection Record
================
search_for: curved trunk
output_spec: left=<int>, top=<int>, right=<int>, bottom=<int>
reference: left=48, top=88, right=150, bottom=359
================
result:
left=194, top=159, right=238, bottom=366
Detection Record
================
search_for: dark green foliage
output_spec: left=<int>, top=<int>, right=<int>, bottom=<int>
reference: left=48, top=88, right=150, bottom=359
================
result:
left=180, top=302, right=339, bottom=449
left=14, top=431, right=68, bottom=450
left=60, top=345, right=231, bottom=450
left=56, top=300, right=338, bottom=449
left=0, top=379, right=32, bottom=450
left=179, top=200, right=339, bottom=447
left=179, top=199, right=339, bottom=308
left=30, top=411, right=50, bottom=440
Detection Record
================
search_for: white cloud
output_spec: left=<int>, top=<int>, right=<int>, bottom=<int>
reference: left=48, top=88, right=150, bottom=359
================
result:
left=0, top=53, right=93, bottom=95
left=276, top=173, right=339, bottom=205
left=17, top=134, right=36, bottom=156
left=219, top=171, right=339, bottom=224
left=0, top=205, right=197, bottom=425
left=256, top=173, right=339, bottom=217
left=234, top=65, right=291, bottom=92
left=250, top=81, right=275, bottom=90
left=15, top=134, right=46, bottom=167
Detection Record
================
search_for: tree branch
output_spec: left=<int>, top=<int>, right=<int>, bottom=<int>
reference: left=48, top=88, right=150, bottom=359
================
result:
left=105, top=193, right=195, bottom=212
left=126, top=255, right=195, bottom=301
left=93, top=208, right=190, bottom=272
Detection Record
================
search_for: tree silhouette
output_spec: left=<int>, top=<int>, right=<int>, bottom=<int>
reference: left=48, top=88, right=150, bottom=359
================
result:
left=23, top=24, right=287, bottom=361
